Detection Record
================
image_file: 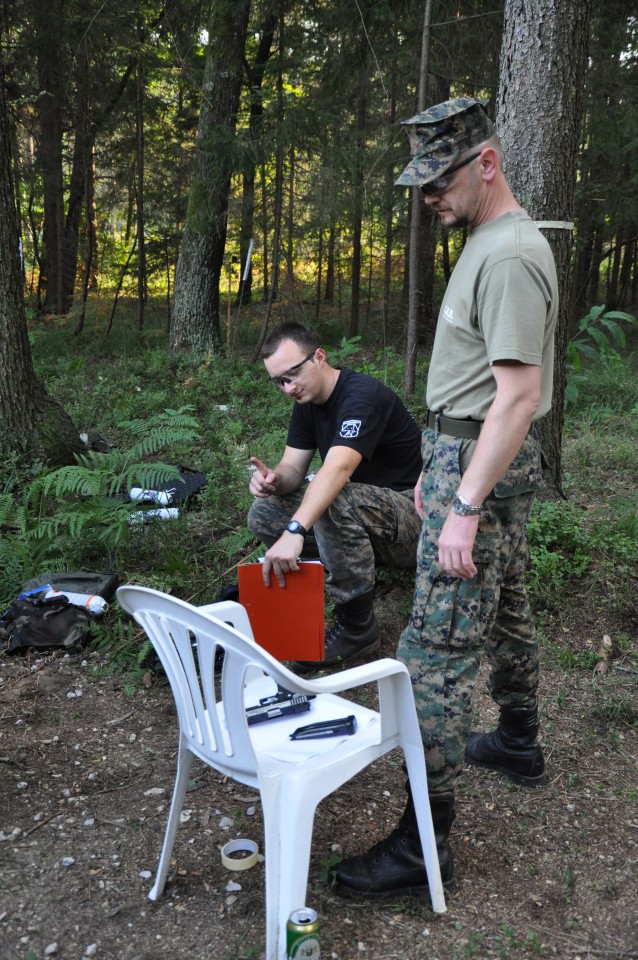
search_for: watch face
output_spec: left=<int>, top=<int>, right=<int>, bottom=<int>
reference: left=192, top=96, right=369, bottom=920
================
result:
left=288, top=521, right=302, bottom=533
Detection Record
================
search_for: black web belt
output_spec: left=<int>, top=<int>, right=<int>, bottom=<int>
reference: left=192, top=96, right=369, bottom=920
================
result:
left=427, top=410, right=483, bottom=440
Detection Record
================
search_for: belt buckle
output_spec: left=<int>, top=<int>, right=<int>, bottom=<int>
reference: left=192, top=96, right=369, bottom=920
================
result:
left=434, top=413, right=441, bottom=434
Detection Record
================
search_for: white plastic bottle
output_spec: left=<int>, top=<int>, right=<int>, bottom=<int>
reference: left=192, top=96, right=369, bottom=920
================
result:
left=129, top=487, right=173, bottom=506
left=44, top=589, right=109, bottom=615
left=128, top=507, right=180, bottom=525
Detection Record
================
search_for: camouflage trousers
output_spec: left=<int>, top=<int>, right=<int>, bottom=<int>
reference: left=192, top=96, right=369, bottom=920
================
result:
left=397, top=427, right=542, bottom=795
left=247, top=482, right=421, bottom=605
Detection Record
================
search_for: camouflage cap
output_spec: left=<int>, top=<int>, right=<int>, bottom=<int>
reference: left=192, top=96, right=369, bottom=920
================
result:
left=395, top=97, right=494, bottom=187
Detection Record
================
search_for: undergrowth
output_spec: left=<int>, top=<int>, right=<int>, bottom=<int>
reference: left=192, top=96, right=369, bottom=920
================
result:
left=2, top=299, right=637, bottom=685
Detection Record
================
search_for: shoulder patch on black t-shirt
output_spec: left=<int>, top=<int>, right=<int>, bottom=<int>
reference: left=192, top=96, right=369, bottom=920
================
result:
left=339, top=418, right=362, bottom=439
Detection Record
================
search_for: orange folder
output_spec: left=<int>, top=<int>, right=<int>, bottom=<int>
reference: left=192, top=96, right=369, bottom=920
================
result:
left=238, top=561, right=324, bottom=661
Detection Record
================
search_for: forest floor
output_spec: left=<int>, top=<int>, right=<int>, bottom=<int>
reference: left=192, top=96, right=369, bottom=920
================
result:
left=1, top=570, right=636, bottom=960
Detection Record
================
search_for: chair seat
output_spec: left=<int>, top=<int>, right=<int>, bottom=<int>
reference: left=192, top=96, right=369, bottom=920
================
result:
left=243, top=677, right=383, bottom=768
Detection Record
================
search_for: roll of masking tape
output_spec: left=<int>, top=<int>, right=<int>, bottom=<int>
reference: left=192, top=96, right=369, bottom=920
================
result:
left=221, top=838, right=259, bottom=871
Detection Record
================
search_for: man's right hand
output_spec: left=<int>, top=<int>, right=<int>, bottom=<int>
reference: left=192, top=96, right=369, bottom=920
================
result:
left=414, top=471, right=424, bottom=519
left=249, top=457, right=278, bottom=497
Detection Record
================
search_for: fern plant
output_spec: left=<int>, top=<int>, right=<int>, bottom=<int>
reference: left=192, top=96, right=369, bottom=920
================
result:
left=22, top=408, right=201, bottom=570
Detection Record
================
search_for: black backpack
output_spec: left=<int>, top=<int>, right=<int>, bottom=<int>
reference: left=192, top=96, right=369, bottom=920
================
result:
left=0, top=593, right=92, bottom=655
left=19, top=570, right=119, bottom=602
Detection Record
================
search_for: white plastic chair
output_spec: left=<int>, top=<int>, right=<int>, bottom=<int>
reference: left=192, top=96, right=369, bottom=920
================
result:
left=116, top=585, right=446, bottom=960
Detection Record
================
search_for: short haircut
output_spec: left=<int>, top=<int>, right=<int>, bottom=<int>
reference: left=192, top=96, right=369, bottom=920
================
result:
left=261, top=322, right=321, bottom=359
left=482, top=132, right=503, bottom=163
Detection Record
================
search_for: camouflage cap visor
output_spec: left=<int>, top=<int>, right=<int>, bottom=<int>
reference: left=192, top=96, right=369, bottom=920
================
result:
left=395, top=98, right=492, bottom=187
left=395, top=137, right=460, bottom=187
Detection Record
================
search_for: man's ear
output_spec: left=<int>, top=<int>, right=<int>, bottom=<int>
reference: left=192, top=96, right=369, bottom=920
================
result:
left=315, top=347, right=327, bottom=366
left=479, top=146, right=499, bottom=182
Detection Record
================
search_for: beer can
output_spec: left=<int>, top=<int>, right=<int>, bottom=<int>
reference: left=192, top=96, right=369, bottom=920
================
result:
left=286, top=908, right=320, bottom=959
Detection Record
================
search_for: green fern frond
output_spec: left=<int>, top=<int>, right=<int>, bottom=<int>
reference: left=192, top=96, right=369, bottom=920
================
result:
left=48, top=465, right=110, bottom=499
left=105, top=462, right=182, bottom=497
left=20, top=408, right=201, bottom=569
left=0, top=493, right=14, bottom=526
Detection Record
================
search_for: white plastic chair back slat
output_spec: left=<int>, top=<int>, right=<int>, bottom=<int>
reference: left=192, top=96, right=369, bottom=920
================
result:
left=136, top=596, right=260, bottom=770
left=116, top=585, right=446, bottom=960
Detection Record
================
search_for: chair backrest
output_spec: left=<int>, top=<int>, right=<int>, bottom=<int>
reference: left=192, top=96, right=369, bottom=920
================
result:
left=117, top=586, right=301, bottom=782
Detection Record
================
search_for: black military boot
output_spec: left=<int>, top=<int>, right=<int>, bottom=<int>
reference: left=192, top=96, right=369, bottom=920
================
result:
left=465, top=703, right=546, bottom=787
left=295, top=589, right=380, bottom=670
left=333, top=788, right=456, bottom=899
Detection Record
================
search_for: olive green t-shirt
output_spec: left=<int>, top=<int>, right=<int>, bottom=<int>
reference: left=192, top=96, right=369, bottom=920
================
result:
left=426, top=211, right=558, bottom=421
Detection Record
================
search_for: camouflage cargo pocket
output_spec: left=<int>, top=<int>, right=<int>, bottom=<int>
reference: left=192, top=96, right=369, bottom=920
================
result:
left=422, top=429, right=464, bottom=502
left=409, top=526, right=501, bottom=650
left=458, top=429, right=542, bottom=499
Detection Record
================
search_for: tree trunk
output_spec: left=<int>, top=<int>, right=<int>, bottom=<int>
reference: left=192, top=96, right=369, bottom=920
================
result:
left=36, top=0, right=65, bottom=315
left=135, top=32, right=146, bottom=331
left=349, top=36, right=369, bottom=339
left=497, top=0, right=592, bottom=493
left=74, top=153, right=96, bottom=336
left=315, top=227, right=323, bottom=323
left=403, top=0, right=433, bottom=397
left=618, top=234, right=635, bottom=308
left=284, top=145, right=296, bottom=302
left=0, top=51, right=82, bottom=466
left=61, top=37, right=91, bottom=314
left=260, top=162, right=269, bottom=300
left=170, top=0, right=251, bottom=356
left=238, top=12, right=277, bottom=307
left=382, top=57, right=398, bottom=344
left=324, top=223, right=335, bottom=302
left=253, top=34, right=285, bottom=361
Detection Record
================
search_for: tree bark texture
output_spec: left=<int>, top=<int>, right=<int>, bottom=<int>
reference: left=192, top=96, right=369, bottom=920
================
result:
left=0, top=52, right=82, bottom=466
left=497, top=0, right=592, bottom=492
left=170, top=0, right=251, bottom=356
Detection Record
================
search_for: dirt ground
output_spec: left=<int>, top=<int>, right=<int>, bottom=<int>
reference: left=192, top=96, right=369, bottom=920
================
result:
left=1, top=580, right=637, bottom=960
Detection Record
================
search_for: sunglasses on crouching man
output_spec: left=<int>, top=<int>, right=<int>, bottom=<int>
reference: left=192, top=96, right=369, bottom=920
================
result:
left=268, top=350, right=317, bottom=388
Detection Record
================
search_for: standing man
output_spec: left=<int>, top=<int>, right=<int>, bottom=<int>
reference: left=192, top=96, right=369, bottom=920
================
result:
left=335, top=98, right=558, bottom=898
left=247, top=322, right=422, bottom=668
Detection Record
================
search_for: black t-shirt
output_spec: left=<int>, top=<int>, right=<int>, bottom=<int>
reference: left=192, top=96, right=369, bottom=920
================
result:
left=286, top=368, right=422, bottom=491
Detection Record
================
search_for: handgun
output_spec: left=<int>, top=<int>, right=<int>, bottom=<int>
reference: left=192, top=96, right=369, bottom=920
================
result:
left=246, top=688, right=315, bottom=726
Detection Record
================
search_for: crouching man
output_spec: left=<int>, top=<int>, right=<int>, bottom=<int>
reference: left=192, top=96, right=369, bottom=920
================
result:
left=248, top=322, right=422, bottom=668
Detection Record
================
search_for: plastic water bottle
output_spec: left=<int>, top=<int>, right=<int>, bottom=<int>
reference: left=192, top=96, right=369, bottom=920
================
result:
left=128, top=507, right=180, bottom=525
left=44, top=589, right=109, bottom=615
left=129, top=487, right=173, bottom=506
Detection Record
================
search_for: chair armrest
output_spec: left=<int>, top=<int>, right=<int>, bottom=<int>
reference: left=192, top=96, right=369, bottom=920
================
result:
left=296, top=658, right=409, bottom=696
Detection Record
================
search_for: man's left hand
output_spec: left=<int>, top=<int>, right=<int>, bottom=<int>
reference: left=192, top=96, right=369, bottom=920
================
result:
left=262, top=532, right=305, bottom=587
left=437, top=512, right=479, bottom=580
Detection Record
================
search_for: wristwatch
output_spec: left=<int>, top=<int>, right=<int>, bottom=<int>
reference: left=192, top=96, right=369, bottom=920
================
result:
left=286, top=520, right=308, bottom=538
left=451, top=494, right=483, bottom=517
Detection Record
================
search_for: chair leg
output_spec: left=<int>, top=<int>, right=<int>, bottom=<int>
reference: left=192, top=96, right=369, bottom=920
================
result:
left=402, top=744, right=447, bottom=914
left=260, top=778, right=319, bottom=960
left=148, top=741, right=194, bottom=901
